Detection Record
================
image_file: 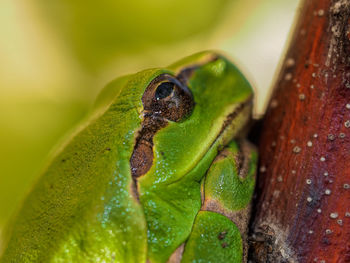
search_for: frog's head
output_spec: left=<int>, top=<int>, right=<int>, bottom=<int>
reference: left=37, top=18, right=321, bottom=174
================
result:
left=129, top=51, right=253, bottom=187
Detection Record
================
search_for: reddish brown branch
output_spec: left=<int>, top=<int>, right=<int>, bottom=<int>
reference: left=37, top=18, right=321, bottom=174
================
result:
left=250, top=0, right=350, bottom=262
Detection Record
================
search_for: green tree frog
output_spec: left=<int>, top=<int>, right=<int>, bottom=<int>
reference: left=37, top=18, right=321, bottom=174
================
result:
left=0, top=51, right=257, bottom=263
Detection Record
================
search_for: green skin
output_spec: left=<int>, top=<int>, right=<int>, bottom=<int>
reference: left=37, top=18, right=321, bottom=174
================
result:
left=0, top=51, right=257, bottom=263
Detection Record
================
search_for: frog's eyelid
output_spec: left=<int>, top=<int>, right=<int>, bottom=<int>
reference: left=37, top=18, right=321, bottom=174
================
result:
left=175, top=54, right=219, bottom=86
left=176, top=66, right=197, bottom=86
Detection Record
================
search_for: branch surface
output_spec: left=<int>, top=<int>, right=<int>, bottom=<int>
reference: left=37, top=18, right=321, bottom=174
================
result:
left=250, top=0, right=350, bottom=262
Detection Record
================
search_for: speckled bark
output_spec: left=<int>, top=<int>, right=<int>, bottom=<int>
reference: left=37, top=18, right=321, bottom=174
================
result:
left=249, top=0, right=350, bottom=262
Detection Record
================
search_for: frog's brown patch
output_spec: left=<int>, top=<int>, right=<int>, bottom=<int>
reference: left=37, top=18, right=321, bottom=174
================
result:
left=167, top=243, right=184, bottom=263
left=130, top=73, right=195, bottom=180
left=130, top=140, right=156, bottom=179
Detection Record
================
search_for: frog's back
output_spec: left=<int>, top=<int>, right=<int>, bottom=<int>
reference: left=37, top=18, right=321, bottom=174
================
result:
left=0, top=69, right=164, bottom=262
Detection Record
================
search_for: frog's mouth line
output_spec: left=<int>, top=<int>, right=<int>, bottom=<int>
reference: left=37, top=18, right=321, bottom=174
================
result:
left=217, top=97, right=252, bottom=141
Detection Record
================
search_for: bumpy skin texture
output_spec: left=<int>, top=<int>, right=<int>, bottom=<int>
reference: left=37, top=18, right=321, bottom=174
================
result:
left=0, top=52, right=255, bottom=263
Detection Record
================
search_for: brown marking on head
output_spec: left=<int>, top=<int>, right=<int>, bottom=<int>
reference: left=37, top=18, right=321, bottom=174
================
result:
left=130, top=54, right=221, bottom=181
left=130, top=74, right=194, bottom=179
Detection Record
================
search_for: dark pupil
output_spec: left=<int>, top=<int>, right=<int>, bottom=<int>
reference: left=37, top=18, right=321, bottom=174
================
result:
left=155, top=82, right=174, bottom=100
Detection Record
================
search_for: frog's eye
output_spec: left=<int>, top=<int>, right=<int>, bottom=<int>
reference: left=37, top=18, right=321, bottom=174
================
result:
left=143, top=74, right=194, bottom=122
left=155, top=82, right=174, bottom=100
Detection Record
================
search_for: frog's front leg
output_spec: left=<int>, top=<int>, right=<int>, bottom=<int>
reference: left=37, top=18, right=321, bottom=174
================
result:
left=181, top=140, right=257, bottom=263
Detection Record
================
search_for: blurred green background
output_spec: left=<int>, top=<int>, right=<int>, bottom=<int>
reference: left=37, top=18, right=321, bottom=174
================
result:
left=0, top=0, right=299, bottom=243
